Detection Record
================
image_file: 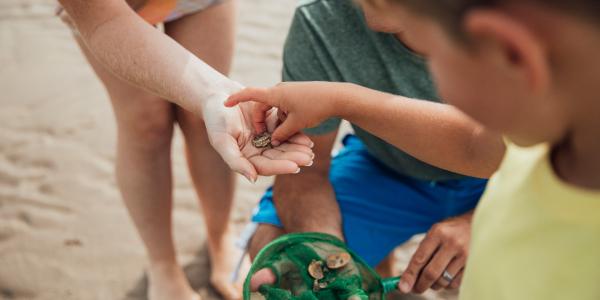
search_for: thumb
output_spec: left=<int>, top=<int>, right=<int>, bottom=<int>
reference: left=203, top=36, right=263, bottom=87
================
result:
left=211, top=134, right=258, bottom=183
left=250, top=268, right=277, bottom=292
left=271, top=114, right=303, bottom=146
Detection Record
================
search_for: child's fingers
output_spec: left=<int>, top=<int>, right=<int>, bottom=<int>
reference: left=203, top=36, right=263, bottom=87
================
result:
left=271, top=115, right=303, bottom=146
left=252, top=103, right=273, bottom=133
left=225, top=87, right=275, bottom=107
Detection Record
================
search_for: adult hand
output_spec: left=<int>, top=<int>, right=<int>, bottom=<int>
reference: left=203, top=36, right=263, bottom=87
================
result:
left=203, top=92, right=315, bottom=183
left=224, top=82, right=350, bottom=146
left=398, top=211, right=474, bottom=294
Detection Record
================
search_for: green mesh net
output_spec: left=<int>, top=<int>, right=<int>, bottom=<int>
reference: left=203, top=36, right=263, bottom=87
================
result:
left=244, top=232, right=400, bottom=300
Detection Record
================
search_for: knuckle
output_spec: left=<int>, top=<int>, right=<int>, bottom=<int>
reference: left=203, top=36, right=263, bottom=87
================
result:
left=413, top=284, right=427, bottom=294
left=422, top=269, right=438, bottom=282
left=430, top=224, right=447, bottom=237
left=412, top=253, right=429, bottom=266
left=402, top=268, right=417, bottom=282
left=402, top=267, right=417, bottom=278
left=446, top=238, right=459, bottom=248
left=437, top=279, right=449, bottom=288
left=456, top=245, right=470, bottom=258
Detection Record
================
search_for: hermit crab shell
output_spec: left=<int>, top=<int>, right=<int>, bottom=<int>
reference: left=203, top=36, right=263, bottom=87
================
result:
left=252, top=132, right=272, bottom=148
left=308, top=260, right=325, bottom=279
left=326, top=252, right=351, bottom=269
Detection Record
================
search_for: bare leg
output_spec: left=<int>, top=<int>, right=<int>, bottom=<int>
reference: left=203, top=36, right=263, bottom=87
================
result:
left=272, top=131, right=344, bottom=239
left=248, top=224, right=284, bottom=260
left=164, top=2, right=241, bottom=299
left=74, top=40, right=198, bottom=300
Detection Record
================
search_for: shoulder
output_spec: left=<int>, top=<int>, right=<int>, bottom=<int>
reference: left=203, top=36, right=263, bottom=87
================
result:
left=286, top=0, right=365, bottom=47
left=283, top=0, right=367, bottom=81
left=492, top=141, right=548, bottom=186
left=294, top=0, right=361, bottom=25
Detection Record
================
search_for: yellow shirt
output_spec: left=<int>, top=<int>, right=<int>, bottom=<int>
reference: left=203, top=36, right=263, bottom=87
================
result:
left=460, top=143, right=600, bottom=300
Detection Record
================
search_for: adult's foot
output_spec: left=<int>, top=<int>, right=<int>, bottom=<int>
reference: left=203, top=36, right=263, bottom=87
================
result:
left=148, top=262, right=201, bottom=300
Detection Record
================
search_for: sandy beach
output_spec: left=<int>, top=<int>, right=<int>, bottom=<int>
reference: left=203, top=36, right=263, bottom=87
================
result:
left=0, top=1, right=455, bottom=299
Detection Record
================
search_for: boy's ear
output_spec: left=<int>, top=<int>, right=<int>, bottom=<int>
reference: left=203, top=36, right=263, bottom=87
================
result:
left=463, top=9, right=550, bottom=94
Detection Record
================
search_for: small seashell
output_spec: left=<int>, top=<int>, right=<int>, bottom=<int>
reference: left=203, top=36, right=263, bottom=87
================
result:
left=326, top=252, right=351, bottom=269
left=252, top=132, right=272, bottom=148
left=312, top=279, right=320, bottom=292
left=308, top=260, right=325, bottom=279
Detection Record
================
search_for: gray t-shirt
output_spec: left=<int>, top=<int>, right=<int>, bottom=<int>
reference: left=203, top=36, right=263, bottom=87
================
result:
left=282, top=0, right=467, bottom=181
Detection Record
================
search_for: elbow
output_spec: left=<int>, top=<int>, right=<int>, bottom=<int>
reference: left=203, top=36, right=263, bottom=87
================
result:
left=465, top=129, right=506, bottom=179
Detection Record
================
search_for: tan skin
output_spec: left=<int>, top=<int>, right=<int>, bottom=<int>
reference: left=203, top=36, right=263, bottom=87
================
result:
left=57, top=0, right=316, bottom=299
left=232, top=0, right=600, bottom=295
left=72, top=3, right=242, bottom=300
left=236, top=2, right=496, bottom=294
left=233, top=2, right=496, bottom=293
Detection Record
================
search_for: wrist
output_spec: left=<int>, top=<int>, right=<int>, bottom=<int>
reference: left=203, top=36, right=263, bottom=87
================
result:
left=198, top=80, right=244, bottom=117
left=336, top=83, right=368, bottom=120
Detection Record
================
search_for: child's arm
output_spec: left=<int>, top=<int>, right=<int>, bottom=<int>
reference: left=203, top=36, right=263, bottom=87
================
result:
left=226, top=82, right=506, bottom=178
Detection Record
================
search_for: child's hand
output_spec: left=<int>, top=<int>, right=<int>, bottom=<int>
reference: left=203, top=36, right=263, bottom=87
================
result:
left=203, top=93, right=314, bottom=183
left=224, top=82, right=345, bottom=146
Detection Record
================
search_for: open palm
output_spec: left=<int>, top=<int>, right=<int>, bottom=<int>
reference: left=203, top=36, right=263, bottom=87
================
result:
left=203, top=93, right=314, bottom=182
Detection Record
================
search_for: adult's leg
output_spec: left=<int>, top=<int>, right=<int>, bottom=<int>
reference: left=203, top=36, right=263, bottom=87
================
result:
left=163, top=2, right=240, bottom=299
left=248, top=224, right=285, bottom=260
left=75, top=39, right=198, bottom=300
left=272, top=131, right=343, bottom=238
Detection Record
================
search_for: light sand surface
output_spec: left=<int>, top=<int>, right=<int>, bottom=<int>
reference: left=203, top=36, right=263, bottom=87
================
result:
left=0, top=1, right=455, bottom=299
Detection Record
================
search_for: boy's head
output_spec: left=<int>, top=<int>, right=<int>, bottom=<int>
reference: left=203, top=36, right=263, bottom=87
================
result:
left=358, top=0, right=600, bottom=146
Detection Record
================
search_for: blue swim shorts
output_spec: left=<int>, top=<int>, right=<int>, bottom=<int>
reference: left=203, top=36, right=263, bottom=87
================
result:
left=252, top=135, right=487, bottom=266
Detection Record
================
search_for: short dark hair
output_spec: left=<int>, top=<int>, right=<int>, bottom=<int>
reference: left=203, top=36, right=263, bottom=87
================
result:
left=390, top=0, right=600, bottom=40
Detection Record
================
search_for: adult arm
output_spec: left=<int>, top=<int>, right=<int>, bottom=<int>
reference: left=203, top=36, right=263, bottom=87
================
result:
left=58, top=0, right=238, bottom=115
left=57, top=0, right=315, bottom=180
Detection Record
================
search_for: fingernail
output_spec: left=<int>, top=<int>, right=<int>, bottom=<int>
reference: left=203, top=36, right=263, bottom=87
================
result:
left=310, top=142, right=315, bottom=148
left=271, top=140, right=281, bottom=146
left=306, top=161, right=314, bottom=167
left=294, top=168, right=301, bottom=174
left=400, top=282, right=411, bottom=293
